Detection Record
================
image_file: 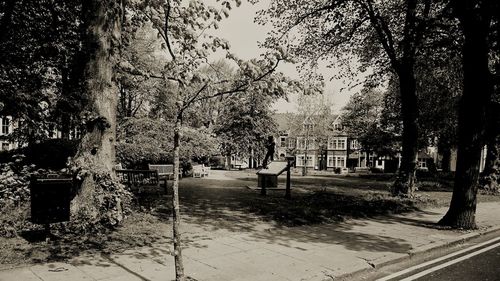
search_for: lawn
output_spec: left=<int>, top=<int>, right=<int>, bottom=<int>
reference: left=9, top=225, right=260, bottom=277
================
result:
left=1, top=170, right=498, bottom=269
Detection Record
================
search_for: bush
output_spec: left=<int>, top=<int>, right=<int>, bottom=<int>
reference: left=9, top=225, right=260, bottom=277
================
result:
left=27, top=139, right=78, bottom=169
left=0, top=139, right=78, bottom=169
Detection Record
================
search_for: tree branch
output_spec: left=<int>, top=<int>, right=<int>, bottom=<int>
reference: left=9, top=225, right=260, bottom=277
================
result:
left=163, top=0, right=176, bottom=60
left=193, top=58, right=283, bottom=103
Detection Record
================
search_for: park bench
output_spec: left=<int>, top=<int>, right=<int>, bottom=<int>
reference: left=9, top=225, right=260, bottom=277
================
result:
left=148, top=164, right=183, bottom=180
left=115, top=169, right=165, bottom=194
left=192, top=164, right=210, bottom=178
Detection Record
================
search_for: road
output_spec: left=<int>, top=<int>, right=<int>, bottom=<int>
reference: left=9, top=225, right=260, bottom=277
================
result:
left=374, top=236, right=500, bottom=281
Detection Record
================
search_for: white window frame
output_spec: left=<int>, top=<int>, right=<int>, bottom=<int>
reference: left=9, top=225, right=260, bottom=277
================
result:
left=328, top=156, right=346, bottom=168
left=338, top=139, right=346, bottom=150
left=351, top=139, right=358, bottom=149
left=418, top=158, right=427, bottom=168
left=1, top=118, right=9, bottom=135
left=297, top=155, right=314, bottom=167
left=328, top=137, right=347, bottom=150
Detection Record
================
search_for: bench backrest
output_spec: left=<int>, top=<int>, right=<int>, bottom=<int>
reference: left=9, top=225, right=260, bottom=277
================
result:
left=116, top=169, right=159, bottom=187
left=148, top=164, right=174, bottom=176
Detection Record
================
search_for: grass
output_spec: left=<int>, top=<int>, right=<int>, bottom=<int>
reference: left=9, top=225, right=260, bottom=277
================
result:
left=1, top=171, right=499, bottom=268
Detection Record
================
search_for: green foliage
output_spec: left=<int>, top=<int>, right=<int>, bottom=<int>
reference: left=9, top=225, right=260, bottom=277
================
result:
left=214, top=91, right=278, bottom=158
left=342, top=88, right=400, bottom=157
left=0, top=139, right=78, bottom=169
left=116, top=118, right=218, bottom=168
left=0, top=0, right=85, bottom=141
left=69, top=172, right=132, bottom=233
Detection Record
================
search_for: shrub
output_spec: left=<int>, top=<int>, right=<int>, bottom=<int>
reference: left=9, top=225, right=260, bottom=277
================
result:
left=26, top=139, right=78, bottom=169
left=0, top=139, right=78, bottom=169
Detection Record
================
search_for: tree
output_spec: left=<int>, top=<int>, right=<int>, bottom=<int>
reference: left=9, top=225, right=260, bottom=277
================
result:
left=127, top=1, right=295, bottom=279
left=214, top=90, right=278, bottom=168
left=288, top=91, right=334, bottom=175
left=0, top=0, right=85, bottom=143
left=69, top=0, right=129, bottom=230
left=438, top=0, right=496, bottom=229
left=342, top=87, right=400, bottom=164
left=257, top=0, right=451, bottom=196
left=479, top=7, right=500, bottom=193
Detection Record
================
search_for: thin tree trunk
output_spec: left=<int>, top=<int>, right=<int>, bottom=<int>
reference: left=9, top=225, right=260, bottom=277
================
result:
left=172, top=112, right=185, bottom=281
left=439, top=1, right=493, bottom=229
left=70, top=0, right=126, bottom=228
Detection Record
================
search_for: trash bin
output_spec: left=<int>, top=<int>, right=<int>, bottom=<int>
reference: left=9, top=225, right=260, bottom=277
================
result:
left=29, top=176, right=74, bottom=225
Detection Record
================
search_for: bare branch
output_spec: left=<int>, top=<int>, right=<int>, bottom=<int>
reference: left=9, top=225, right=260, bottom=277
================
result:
left=163, top=0, right=176, bottom=60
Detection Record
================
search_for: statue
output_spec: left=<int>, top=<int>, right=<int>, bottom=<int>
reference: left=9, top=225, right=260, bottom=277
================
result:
left=262, top=136, right=275, bottom=169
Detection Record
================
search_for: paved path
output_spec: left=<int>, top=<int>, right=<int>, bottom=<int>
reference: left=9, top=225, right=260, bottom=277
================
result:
left=2, top=200, right=499, bottom=281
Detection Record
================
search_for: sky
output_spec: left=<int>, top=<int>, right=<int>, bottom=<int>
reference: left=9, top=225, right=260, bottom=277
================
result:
left=208, top=0, right=365, bottom=114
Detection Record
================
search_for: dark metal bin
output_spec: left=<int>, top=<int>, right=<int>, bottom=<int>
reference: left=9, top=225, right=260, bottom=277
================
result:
left=29, top=177, right=74, bottom=224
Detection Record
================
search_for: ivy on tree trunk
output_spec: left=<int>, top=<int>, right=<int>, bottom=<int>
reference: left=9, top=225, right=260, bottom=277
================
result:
left=70, top=0, right=130, bottom=231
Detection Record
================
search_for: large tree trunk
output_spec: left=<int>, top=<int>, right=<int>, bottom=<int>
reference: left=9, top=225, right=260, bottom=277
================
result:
left=393, top=63, right=419, bottom=197
left=439, top=0, right=493, bottom=229
left=172, top=111, right=185, bottom=281
left=70, top=0, right=128, bottom=229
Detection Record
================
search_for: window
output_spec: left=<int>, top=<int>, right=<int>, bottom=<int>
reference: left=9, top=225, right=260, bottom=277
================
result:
left=338, top=139, right=346, bottom=150
left=303, top=123, right=314, bottom=131
left=297, top=138, right=314, bottom=150
left=280, top=137, right=287, bottom=147
left=337, top=156, right=345, bottom=167
left=1, top=118, right=9, bottom=135
left=418, top=158, right=427, bottom=168
left=327, top=156, right=346, bottom=167
left=328, top=139, right=337, bottom=150
left=297, top=138, right=306, bottom=149
left=297, top=155, right=314, bottom=167
left=328, top=156, right=335, bottom=167
left=288, top=138, right=295, bottom=148
left=1, top=142, right=9, bottom=151
left=350, top=140, right=358, bottom=149
left=333, top=123, right=342, bottom=130
left=328, top=137, right=347, bottom=150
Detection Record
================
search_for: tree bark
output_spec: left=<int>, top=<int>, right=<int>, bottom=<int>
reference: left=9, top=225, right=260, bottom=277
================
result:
left=393, top=63, right=419, bottom=197
left=172, top=111, right=185, bottom=281
left=439, top=0, right=493, bottom=229
left=70, top=0, right=127, bottom=229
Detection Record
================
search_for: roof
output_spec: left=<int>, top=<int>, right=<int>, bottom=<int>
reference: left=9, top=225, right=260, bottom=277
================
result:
left=273, top=113, right=342, bottom=132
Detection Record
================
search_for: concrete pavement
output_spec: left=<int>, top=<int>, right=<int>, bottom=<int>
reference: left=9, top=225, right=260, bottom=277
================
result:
left=1, top=201, right=499, bottom=281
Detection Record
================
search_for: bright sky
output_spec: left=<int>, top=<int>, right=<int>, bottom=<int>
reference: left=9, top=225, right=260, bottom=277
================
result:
left=209, top=0, right=365, bottom=113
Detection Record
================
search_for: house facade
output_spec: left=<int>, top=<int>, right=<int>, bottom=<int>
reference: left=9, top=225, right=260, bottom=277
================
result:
left=274, top=113, right=350, bottom=172
left=0, top=115, right=81, bottom=152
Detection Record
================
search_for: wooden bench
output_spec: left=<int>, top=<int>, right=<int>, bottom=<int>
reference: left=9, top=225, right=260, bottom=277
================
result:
left=148, top=164, right=183, bottom=180
left=115, top=169, right=165, bottom=194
